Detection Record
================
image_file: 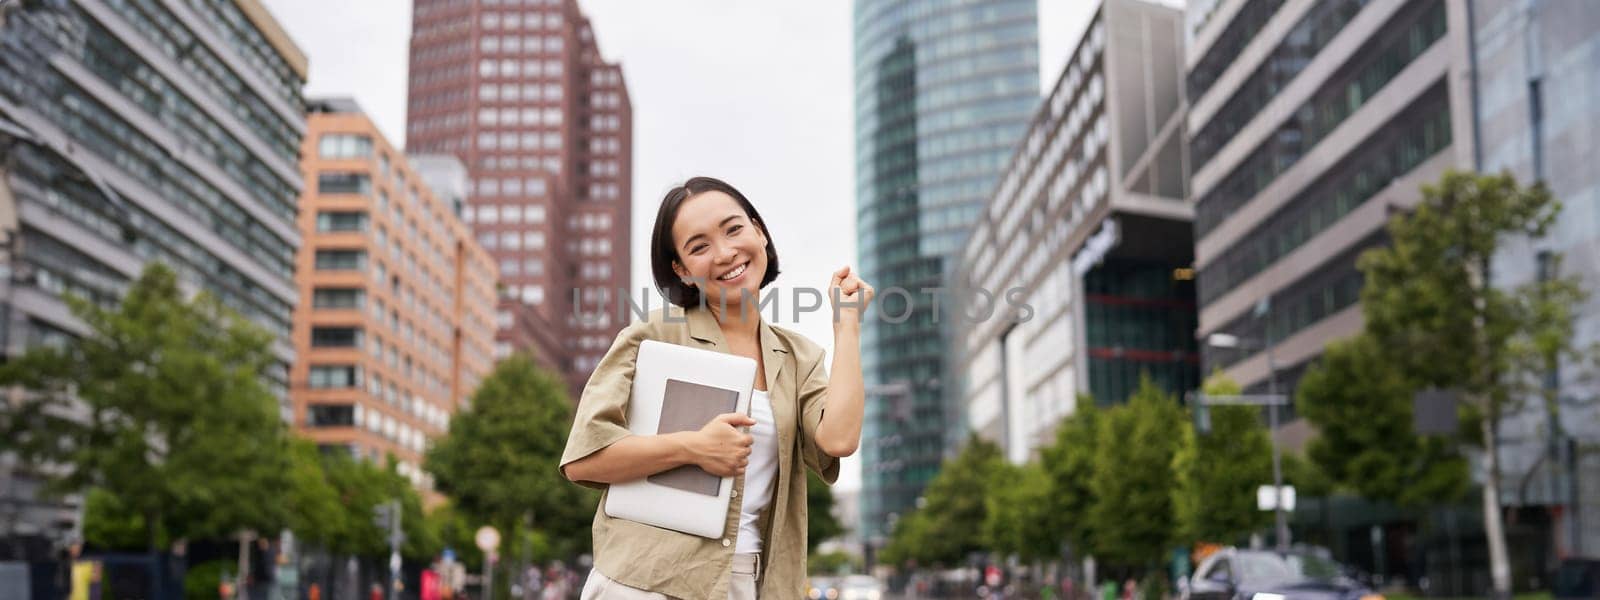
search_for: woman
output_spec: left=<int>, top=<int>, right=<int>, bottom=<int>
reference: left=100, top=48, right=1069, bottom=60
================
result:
left=561, top=176, right=873, bottom=599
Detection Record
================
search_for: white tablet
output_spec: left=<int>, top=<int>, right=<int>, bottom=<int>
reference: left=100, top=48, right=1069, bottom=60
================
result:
left=603, top=339, right=757, bottom=538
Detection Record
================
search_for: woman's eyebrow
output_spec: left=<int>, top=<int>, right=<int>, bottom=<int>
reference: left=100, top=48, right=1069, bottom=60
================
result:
left=681, top=214, right=745, bottom=250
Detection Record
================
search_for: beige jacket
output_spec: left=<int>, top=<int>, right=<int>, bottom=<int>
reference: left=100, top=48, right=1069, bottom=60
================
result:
left=560, top=305, right=840, bottom=599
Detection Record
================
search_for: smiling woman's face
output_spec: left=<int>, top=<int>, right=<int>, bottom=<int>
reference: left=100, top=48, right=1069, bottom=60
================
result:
left=670, top=190, right=769, bottom=310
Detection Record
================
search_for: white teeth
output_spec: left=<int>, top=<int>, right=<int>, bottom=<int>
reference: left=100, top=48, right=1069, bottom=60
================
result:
left=718, top=263, right=747, bottom=281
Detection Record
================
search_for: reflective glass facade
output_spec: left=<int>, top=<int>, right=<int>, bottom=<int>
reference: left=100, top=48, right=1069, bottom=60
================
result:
left=853, top=0, right=1038, bottom=540
left=1083, top=257, right=1199, bottom=406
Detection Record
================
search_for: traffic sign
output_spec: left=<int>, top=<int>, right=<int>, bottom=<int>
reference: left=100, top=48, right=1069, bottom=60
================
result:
left=1257, top=485, right=1297, bottom=511
left=474, top=526, right=500, bottom=552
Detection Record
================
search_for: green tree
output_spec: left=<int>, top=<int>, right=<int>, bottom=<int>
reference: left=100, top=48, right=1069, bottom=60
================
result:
left=1088, top=376, right=1182, bottom=569
left=982, top=461, right=1056, bottom=561
left=1296, top=334, right=1470, bottom=507
left=82, top=487, right=159, bottom=550
left=1355, top=169, right=1588, bottom=597
left=311, top=450, right=436, bottom=560
left=1280, top=451, right=1336, bottom=499
left=1040, top=399, right=1099, bottom=559
left=1171, top=374, right=1271, bottom=546
left=882, top=435, right=1004, bottom=567
left=0, top=263, right=290, bottom=551
left=424, top=354, right=596, bottom=560
left=807, top=470, right=845, bottom=554
left=282, top=441, right=349, bottom=551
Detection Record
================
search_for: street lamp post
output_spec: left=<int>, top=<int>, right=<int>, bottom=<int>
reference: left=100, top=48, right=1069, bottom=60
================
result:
left=1207, top=327, right=1289, bottom=553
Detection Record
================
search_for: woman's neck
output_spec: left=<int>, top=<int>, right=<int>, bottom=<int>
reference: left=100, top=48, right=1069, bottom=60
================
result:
left=706, top=297, right=761, bottom=341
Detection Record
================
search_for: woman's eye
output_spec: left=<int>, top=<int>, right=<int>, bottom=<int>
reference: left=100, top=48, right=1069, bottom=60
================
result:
left=728, top=225, right=744, bottom=235
left=690, top=244, right=707, bottom=254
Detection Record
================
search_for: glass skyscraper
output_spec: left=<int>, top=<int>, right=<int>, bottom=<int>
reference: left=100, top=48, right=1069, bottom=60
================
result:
left=954, top=0, right=1192, bottom=467
left=852, top=0, right=1038, bottom=542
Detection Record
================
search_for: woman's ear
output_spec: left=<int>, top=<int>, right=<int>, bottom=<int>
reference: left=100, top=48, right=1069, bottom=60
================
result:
left=753, top=218, right=770, bottom=247
left=672, top=260, right=693, bottom=286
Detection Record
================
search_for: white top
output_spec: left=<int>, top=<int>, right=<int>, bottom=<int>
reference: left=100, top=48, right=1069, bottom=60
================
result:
left=735, top=389, right=779, bottom=554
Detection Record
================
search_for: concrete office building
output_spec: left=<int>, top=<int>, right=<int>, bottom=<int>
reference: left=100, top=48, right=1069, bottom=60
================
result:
left=953, top=0, right=1192, bottom=465
left=407, top=0, right=632, bottom=395
left=852, top=0, right=1039, bottom=541
left=292, top=100, right=497, bottom=489
left=1181, top=0, right=1600, bottom=587
left=1187, top=0, right=1474, bottom=403
left=0, top=0, right=305, bottom=556
left=1471, top=0, right=1600, bottom=560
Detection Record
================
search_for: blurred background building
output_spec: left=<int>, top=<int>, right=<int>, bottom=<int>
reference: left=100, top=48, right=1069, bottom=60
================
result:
left=1186, top=0, right=1475, bottom=579
left=405, top=0, right=632, bottom=396
left=852, top=0, right=1040, bottom=544
left=1471, top=0, right=1600, bottom=564
left=953, top=0, right=1193, bottom=466
left=1189, top=0, right=1467, bottom=401
left=0, top=0, right=306, bottom=560
left=292, top=99, right=497, bottom=492
left=1184, top=0, right=1599, bottom=585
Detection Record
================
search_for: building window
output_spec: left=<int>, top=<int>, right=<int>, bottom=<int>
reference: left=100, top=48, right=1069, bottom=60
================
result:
left=309, top=364, right=362, bottom=388
left=1528, top=78, right=1544, bottom=181
left=312, top=288, right=365, bottom=309
left=477, top=179, right=502, bottom=197
left=521, top=285, right=544, bottom=305
left=316, top=211, right=369, bottom=232
left=479, top=204, right=502, bottom=224
left=306, top=404, right=356, bottom=427
left=314, top=250, right=367, bottom=271
left=318, top=172, right=372, bottom=195
left=311, top=326, right=363, bottom=348
left=318, top=134, right=373, bottom=159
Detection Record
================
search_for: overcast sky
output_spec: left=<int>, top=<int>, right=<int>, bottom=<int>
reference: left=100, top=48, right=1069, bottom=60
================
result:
left=262, top=0, right=1099, bottom=492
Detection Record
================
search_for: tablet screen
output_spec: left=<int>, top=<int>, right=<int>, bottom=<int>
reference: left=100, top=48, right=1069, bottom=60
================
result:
left=647, top=378, right=741, bottom=496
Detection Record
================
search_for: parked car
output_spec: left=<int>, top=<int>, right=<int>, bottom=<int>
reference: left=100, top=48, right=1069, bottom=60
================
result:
left=808, top=576, right=840, bottom=599
left=1184, top=548, right=1382, bottom=600
left=1554, top=558, right=1600, bottom=599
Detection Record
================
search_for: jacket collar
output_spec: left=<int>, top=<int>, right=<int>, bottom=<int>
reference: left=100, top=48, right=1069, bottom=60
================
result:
left=683, top=303, right=788, bottom=393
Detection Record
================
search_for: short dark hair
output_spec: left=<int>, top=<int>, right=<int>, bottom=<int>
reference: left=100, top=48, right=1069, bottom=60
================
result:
left=650, top=176, right=781, bottom=308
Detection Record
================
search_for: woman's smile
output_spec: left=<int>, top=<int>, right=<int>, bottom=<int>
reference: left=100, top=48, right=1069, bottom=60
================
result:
left=715, top=261, right=750, bottom=284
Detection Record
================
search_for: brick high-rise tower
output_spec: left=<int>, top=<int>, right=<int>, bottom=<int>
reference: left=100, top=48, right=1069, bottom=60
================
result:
left=407, top=0, right=631, bottom=395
